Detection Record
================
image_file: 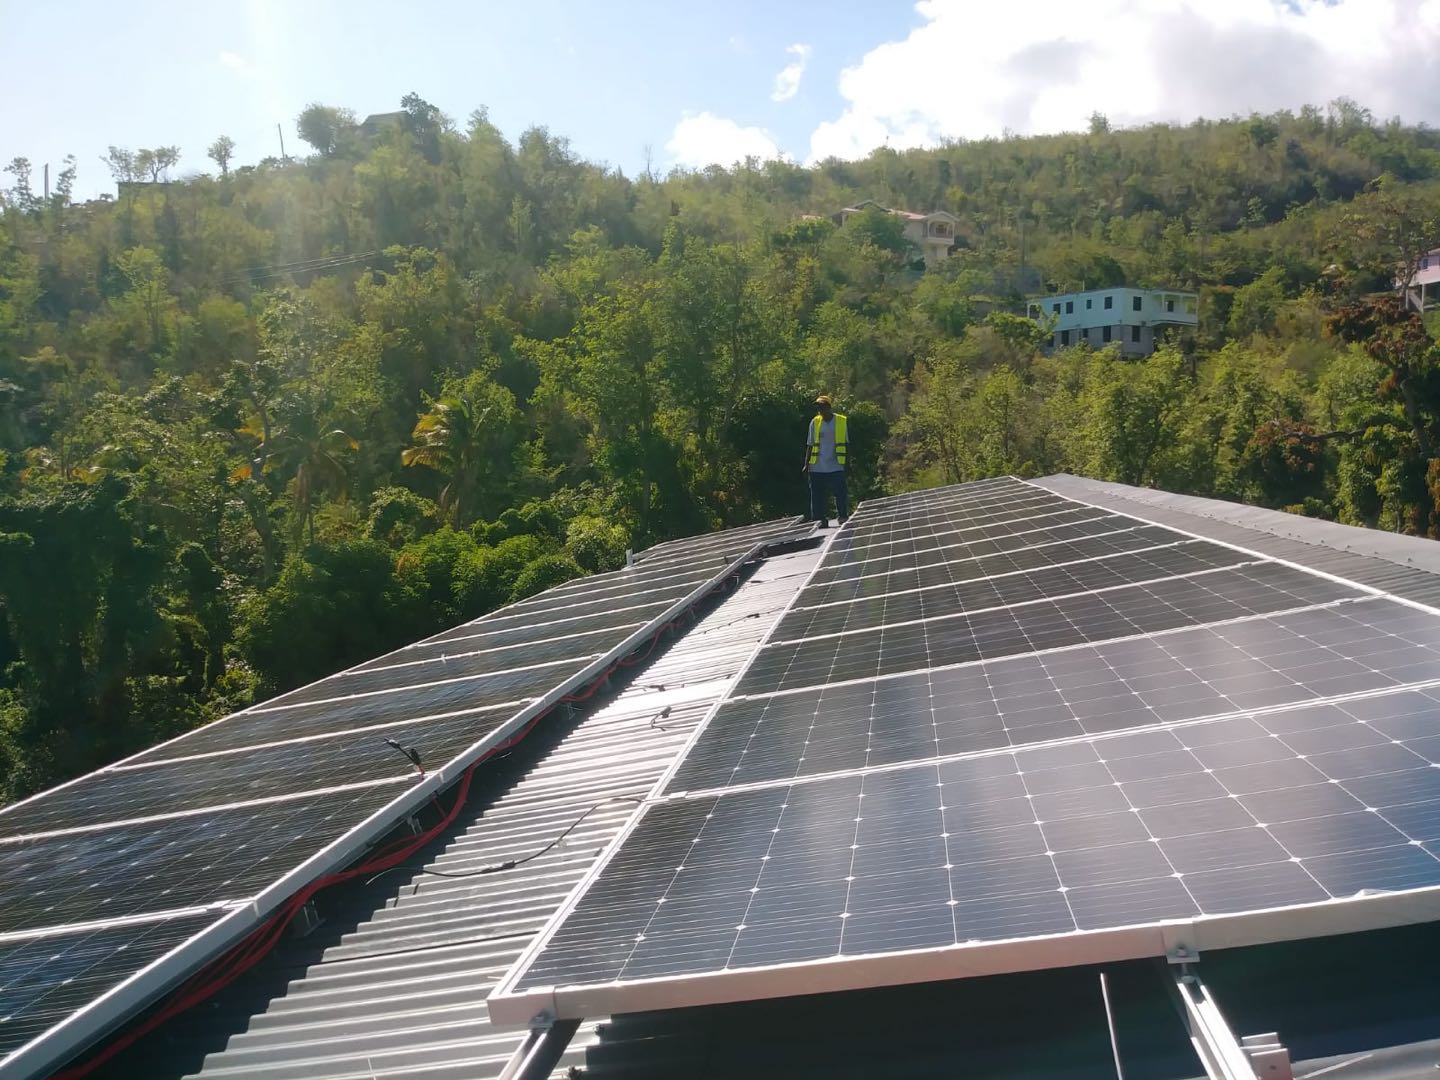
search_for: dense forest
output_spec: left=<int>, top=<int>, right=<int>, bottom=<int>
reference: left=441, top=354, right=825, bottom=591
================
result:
left=2, top=94, right=1439, bottom=804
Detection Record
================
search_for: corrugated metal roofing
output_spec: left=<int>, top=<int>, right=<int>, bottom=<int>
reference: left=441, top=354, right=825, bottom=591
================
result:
left=105, top=479, right=1440, bottom=1080
left=103, top=548, right=821, bottom=1080
left=1034, top=474, right=1440, bottom=608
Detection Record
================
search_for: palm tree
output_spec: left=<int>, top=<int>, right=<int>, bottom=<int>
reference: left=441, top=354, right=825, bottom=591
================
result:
left=402, top=375, right=517, bottom=525
left=233, top=395, right=358, bottom=546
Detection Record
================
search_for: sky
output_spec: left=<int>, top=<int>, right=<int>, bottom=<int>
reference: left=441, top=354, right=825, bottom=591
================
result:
left=3, top=0, right=1440, bottom=200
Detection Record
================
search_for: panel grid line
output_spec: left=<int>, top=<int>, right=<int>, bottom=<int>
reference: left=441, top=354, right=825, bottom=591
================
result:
left=661, top=676, right=1440, bottom=802
left=489, top=481, right=1440, bottom=1026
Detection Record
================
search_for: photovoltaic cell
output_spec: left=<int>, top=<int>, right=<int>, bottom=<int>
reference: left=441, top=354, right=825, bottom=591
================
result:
left=832, top=505, right=1106, bottom=557
left=840, top=493, right=1073, bottom=545
left=809, top=514, right=1136, bottom=584
left=131, top=656, right=597, bottom=763
left=802, top=524, right=1185, bottom=603
left=631, top=516, right=808, bottom=567
left=493, top=479, right=1440, bottom=1024
left=0, top=787, right=390, bottom=933
left=352, top=621, right=635, bottom=674
left=513, top=687, right=1440, bottom=991
left=0, top=706, right=512, bottom=839
left=773, top=541, right=1248, bottom=641
left=665, top=597, right=1440, bottom=792
left=425, top=600, right=674, bottom=649
left=738, top=563, right=1359, bottom=696
left=0, top=913, right=215, bottom=1059
left=267, top=627, right=638, bottom=707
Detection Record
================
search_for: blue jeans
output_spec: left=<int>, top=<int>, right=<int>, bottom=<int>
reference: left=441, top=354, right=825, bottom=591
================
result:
left=809, top=470, right=849, bottom=523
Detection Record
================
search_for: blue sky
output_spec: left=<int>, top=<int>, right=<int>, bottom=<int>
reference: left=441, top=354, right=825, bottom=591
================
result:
left=3, top=0, right=1438, bottom=199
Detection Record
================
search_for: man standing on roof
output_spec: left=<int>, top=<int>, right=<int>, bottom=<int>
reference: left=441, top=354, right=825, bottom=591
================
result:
left=802, top=395, right=849, bottom=528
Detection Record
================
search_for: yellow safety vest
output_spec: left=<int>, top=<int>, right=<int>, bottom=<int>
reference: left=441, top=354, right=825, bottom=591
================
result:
left=807, top=413, right=848, bottom=467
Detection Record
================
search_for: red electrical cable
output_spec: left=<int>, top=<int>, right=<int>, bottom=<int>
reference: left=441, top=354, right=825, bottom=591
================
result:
left=54, top=613, right=678, bottom=1078
left=618, top=622, right=675, bottom=668
left=52, top=711, right=545, bottom=1079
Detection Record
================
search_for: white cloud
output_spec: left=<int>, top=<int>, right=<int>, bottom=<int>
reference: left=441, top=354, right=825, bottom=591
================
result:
left=771, top=43, right=812, bottom=103
left=667, top=112, right=783, bottom=168
left=810, top=0, right=1440, bottom=161
left=218, top=50, right=253, bottom=76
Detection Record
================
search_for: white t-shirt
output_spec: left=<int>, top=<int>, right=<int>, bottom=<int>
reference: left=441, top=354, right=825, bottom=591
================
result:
left=810, top=417, right=842, bottom=473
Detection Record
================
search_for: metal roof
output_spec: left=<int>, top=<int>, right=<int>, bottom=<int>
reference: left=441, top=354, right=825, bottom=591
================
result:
left=100, top=548, right=821, bottom=1079
left=99, top=479, right=1440, bottom=1080
left=1034, top=474, right=1440, bottom=608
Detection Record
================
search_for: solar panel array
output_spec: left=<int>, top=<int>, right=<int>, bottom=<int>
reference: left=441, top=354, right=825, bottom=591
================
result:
left=0, top=516, right=807, bottom=1079
left=490, top=478, right=1440, bottom=1022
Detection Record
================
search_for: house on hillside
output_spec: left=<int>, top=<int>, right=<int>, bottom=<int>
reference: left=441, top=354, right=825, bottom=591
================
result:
left=835, top=200, right=957, bottom=269
left=1027, top=286, right=1198, bottom=358
left=358, top=111, right=408, bottom=138
left=1401, top=249, right=1440, bottom=312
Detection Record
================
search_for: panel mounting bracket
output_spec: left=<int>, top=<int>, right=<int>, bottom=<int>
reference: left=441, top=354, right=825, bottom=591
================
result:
left=496, top=1014, right=580, bottom=1080
left=1166, top=959, right=1260, bottom=1080
left=290, top=901, right=323, bottom=939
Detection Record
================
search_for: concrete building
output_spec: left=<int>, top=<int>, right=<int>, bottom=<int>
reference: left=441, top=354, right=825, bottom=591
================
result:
left=836, top=201, right=958, bottom=269
left=1027, top=286, right=1199, bottom=357
left=1401, top=248, right=1440, bottom=312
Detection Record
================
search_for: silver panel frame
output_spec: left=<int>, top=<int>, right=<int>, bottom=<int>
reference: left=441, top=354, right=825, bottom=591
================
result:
left=487, top=478, right=1440, bottom=1027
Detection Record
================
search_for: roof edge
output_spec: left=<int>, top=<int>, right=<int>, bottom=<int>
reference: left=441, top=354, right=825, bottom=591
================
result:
left=1035, top=474, right=1440, bottom=576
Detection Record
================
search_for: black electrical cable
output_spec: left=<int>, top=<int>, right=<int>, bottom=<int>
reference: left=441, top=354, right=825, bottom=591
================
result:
left=366, top=796, right=645, bottom=886
left=383, top=737, right=424, bottom=776
left=697, top=610, right=764, bottom=635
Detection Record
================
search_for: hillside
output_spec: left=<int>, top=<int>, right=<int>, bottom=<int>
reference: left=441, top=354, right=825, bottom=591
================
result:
left=1, top=94, right=1438, bottom=803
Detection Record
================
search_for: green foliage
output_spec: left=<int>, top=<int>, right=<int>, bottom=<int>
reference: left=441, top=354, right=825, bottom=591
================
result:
left=453, top=533, right=553, bottom=618
left=510, top=553, right=584, bottom=601
left=394, top=526, right=477, bottom=625
left=403, top=370, right=522, bottom=524
left=367, top=485, right=439, bottom=547
left=0, top=478, right=174, bottom=797
left=296, top=104, right=357, bottom=157
left=7, top=94, right=1440, bottom=802
left=565, top=514, right=629, bottom=572
left=235, top=539, right=422, bottom=694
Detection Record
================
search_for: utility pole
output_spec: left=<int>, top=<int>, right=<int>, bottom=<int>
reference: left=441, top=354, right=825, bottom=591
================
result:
left=277, top=123, right=288, bottom=163
left=43, top=163, right=49, bottom=201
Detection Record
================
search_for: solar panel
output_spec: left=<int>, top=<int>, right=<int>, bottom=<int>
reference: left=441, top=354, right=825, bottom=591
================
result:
left=488, top=480, right=1440, bottom=1027
left=0, top=516, right=804, bottom=1078
left=0, top=913, right=217, bottom=1063
left=502, top=686, right=1440, bottom=992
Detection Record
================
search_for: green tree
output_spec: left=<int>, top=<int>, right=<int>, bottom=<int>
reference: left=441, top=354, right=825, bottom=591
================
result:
left=296, top=103, right=356, bottom=157
left=1063, top=349, right=1194, bottom=487
left=207, top=135, right=236, bottom=177
left=402, top=371, right=521, bottom=524
left=235, top=538, right=421, bottom=695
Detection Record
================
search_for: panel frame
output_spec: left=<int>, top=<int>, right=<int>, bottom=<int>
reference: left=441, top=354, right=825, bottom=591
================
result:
left=489, top=873, right=1440, bottom=1024
left=0, top=527, right=798, bottom=1080
left=487, top=478, right=1440, bottom=1027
